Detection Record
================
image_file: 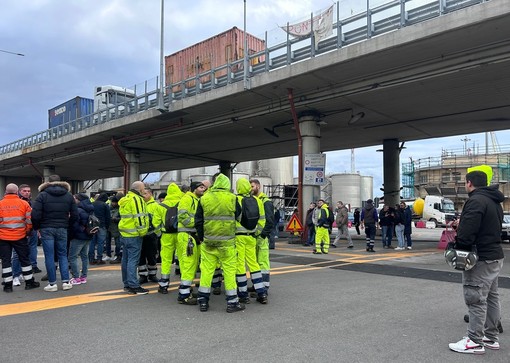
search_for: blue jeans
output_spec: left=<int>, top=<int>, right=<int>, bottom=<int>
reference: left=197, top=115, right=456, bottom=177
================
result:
left=40, top=227, right=70, bottom=284
left=120, top=236, right=143, bottom=288
left=69, top=239, right=90, bottom=278
left=113, top=235, right=122, bottom=257
left=395, top=224, right=405, bottom=248
left=89, top=227, right=106, bottom=261
left=381, top=225, right=393, bottom=247
left=11, top=250, right=21, bottom=277
left=28, top=230, right=39, bottom=267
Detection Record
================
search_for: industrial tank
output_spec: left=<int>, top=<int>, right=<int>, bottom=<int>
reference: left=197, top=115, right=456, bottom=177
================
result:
left=259, top=157, right=293, bottom=185
left=360, top=176, right=373, bottom=204
left=330, top=173, right=362, bottom=209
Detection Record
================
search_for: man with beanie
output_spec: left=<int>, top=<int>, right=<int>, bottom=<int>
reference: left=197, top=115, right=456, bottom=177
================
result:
left=31, top=174, right=78, bottom=292
left=176, top=180, right=207, bottom=305
left=449, top=166, right=505, bottom=354
left=361, top=199, right=378, bottom=252
left=0, top=183, right=40, bottom=292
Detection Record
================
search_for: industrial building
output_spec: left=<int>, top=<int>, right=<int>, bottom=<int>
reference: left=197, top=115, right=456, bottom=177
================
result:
left=402, top=139, right=510, bottom=212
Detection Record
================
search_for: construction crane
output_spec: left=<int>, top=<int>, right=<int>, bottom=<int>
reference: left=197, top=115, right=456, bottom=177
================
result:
left=486, top=131, right=501, bottom=154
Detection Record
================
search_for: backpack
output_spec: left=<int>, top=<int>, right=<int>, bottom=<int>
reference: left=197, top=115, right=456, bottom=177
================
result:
left=327, top=207, right=335, bottom=225
left=161, top=203, right=178, bottom=233
left=240, top=196, right=260, bottom=231
left=86, top=213, right=101, bottom=235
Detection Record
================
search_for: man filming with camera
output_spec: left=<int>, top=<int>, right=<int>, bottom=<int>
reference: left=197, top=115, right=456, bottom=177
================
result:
left=448, top=165, right=504, bottom=355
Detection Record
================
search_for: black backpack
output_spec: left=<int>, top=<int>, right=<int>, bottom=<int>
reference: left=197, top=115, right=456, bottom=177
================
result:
left=161, top=203, right=178, bottom=233
left=86, top=213, right=101, bottom=235
left=240, top=196, right=260, bottom=231
left=327, top=206, right=335, bottom=225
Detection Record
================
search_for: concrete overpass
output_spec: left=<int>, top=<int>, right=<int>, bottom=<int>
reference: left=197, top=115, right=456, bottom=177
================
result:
left=1, top=0, right=509, bottom=207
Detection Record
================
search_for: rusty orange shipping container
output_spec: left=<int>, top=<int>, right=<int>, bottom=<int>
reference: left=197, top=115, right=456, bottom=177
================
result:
left=165, top=27, right=265, bottom=92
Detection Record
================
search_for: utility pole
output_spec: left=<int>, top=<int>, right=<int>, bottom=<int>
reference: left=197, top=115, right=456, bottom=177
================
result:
left=461, top=136, right=471, bottom=154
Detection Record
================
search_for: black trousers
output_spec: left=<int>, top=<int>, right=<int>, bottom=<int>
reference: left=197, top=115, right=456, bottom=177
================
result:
left=139, top=233, right=158, bottom=267
left=0, top=238, right=32, bottom=281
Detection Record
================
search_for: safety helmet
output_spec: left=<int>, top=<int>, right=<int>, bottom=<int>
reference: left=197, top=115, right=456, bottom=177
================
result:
left=444, top=247, right=478, bottom=271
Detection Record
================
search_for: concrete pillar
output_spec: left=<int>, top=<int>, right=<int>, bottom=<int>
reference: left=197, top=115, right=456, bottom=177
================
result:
left=126, top=151, right=140, bottom=186
left=43, top=165, right=56, bottom=182
left=299, top=114, right=321, bottom=224
left=219, top=161, right=232, bottom=181
left=382, top=139, right=401, bottom=207
left=0, top=176, right=6, bottom=197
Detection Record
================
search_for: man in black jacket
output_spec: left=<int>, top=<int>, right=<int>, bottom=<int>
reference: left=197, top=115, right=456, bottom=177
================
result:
left=448, top=168, right=504, bottom=354
left=31, top=175, right=78, bottom=292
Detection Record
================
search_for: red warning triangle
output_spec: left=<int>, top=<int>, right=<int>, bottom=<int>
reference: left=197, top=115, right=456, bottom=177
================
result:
left=285, top=214, right=304, bottom=232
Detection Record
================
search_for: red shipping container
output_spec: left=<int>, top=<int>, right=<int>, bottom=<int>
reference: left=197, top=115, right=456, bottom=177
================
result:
left=165, top=27, right=265, bottom=92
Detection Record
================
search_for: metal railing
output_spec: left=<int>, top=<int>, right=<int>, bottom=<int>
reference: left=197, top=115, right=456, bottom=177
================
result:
left=0, top=0, right=488, bottom=156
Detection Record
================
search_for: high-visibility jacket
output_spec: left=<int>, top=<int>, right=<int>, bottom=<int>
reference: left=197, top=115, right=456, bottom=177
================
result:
left=256, top=192, right=274, bottom=238
left=145, top=196, right=161, bottom=235
left=118, top=190, right=149, bottom=237
left=196, top=173, right=239, bottom=247
left=178, top=191, right=199, bottom=233
left=235, top=178, right=265, bottom=235
left=0, top=194, right=32, bottom=241
left=152, top=183, right=183, bottom=233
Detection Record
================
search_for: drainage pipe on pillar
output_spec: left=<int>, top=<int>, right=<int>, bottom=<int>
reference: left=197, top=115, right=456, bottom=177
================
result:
left=287, top=88, right=303, bottom=228
left=28, top=158, right=44, bottom=183
left=111, top=138, right=129, bottom=194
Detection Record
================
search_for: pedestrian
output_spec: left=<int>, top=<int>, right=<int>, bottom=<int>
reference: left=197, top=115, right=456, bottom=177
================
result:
left=448, top=167, right=504, bottom=354
left=304, top=202, right=316, bottom=246
left=68, top=193, right=94, bottom=286
left=152, top=183, right=183, bottom=294
left=361, top=199, right=378, bottom=252
left=268, top=208, right=280, bottom=249
left=353, top=208, right=361, bottom=235
left=89, top=192, right=111, bottom=264
left=394, top=203, right=406, bottom=250
left=195, top=173, right=245, bottom=313
left=332, top=201, right=353, bottom=248
left=176, top=180, right=207, bottom=305
left=379, top=204, right=395, bottom=249
left=118, top=181, right=150, bottom=295
left=402, top=202, right=413, bottom=250
left=235, top=178, right=268, bottom=304
left=108, top=197, right=122, bottom=263
left=250, top=178, right=274, bottom=292
left=138, top=187, right=161, bottom=285
left=0, top=183, right=40, bottom=292
left=313, top=199, right=332, bottom=254
left=18, top=184, right=41, bottom=273
left=31, top=174, right=78, bottom=292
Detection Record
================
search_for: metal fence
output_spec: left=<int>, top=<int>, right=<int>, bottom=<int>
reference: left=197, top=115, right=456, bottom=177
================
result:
left=0, top=0, right=488, bottom=155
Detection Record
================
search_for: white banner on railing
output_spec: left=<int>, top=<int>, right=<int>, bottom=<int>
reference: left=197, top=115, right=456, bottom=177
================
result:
left=281, top=5, right=334, bottom=48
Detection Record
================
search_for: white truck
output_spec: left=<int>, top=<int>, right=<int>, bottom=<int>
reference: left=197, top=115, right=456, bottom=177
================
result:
left=420, top=195, right=457, bottom=227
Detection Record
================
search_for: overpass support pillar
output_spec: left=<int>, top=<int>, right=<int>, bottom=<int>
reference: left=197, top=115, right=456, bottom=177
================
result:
left=382, top=139, right=401, bottom=208
left=126, top=151, right=140, bottom=187
left=0, top=177, right=5, bottom=195
left=43, top=166, right=56, bottom=182
left=219, top=161, right=232, bottom=182
left=300, top=114, right=321, bottom=217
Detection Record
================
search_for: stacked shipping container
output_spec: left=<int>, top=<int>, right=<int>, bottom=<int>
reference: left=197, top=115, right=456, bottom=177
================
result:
left=48, top=96, right=94, bottom=129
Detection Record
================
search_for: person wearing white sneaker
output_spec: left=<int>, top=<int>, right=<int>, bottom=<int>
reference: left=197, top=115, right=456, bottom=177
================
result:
left=62, top=281, right=73, bottom=291
left=449, top=336, right=485, bottom=354
left=12, top=276, right=21, bottom=286
left=448, top=167, right=504, bottom=355
left=44, top=283, right=58, bottom=292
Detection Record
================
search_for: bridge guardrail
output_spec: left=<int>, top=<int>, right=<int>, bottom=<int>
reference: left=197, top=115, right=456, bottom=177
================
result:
left=0, top=0, right=488, bottom=156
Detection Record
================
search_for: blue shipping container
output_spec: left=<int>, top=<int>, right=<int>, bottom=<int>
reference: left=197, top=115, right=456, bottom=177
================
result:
left=48, top=96, right=94, bottom=129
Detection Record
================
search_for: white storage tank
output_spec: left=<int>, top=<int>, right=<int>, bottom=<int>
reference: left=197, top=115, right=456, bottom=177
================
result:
left=189, top=174, right=212, bottom=184
left=260, top=156, right=294, bottom=185
left=330, top=173, right=361, bottom=210
left=101, top=177, right=123, bottom=191
left=360, top=176, right=373, bottom=204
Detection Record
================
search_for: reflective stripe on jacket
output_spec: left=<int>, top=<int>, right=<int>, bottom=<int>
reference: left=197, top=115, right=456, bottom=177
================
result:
left=178, top=191, right=199, bottom=233
left=0, top=194, right=32, bottom=241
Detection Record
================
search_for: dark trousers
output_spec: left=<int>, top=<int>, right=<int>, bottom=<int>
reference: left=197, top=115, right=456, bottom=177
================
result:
left=139, top=233, right=158, bottom=268
left=0, top=238, right=33, bottom=282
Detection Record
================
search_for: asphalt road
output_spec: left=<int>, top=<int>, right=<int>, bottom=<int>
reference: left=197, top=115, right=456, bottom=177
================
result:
left=2, top=227, right=509, bottom=363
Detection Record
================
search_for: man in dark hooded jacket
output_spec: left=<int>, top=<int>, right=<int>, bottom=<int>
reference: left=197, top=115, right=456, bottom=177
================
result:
left=31, top=175, right=78, bottom=292
left=448, top=168, right=505, bottom=354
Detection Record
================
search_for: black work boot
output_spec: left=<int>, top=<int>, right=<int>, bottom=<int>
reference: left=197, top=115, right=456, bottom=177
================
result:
left=25, top=278, right=40, bottom=290
left=3, top=281, right=13, bottom=293
left=256, top=293, right=268, bottom=304
left=198, top=298, right=209, bottom=312
left=138, top=275, right=149, bottom=285
left=226, top=302, right=245, bottom=313
left=148, top=275, right=159, bottom=283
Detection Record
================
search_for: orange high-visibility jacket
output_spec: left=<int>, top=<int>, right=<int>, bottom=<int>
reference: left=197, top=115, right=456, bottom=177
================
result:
left=0, top=194, right=32, bottom=241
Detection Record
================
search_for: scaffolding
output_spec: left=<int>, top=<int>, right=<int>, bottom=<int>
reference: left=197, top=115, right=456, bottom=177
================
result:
left=264, top=184, right=299, bottom=223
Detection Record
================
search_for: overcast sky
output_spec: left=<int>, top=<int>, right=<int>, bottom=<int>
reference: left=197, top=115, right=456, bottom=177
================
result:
left=1, top=0, right=508, bottom=197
